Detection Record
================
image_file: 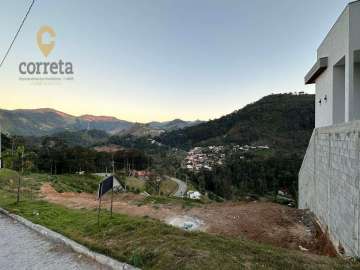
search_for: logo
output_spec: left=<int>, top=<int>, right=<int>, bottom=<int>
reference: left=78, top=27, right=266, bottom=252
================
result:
left=37, top=25, right=56, bottom=57
left=19, top=25, right=74, bottom=82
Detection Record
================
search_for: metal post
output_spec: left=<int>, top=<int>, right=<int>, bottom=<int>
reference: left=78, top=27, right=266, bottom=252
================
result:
left=110, top=186, right=113, bottom=218
left=17, top=173, right=20, bottom=204
left=111, top=158, right=115, bottom=218
left=97, top=184, right=103, bottom=228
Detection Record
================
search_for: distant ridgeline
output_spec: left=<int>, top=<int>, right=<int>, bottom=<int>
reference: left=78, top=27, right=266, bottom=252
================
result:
left=0, top=108, right=201, bottom=137
left=158, top=93, right=315, bottom=154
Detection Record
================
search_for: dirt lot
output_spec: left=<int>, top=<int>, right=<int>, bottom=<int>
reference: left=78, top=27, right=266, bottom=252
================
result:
left=40, top=183, right=336, bottom=257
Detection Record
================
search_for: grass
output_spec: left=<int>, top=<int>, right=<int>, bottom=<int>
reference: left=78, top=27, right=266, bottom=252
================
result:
left=0, top=169, right=103, bottom=205
left=253, top=148, right=274, bottom=159
left=125, top=176, right=146, bottom=192
left=48, top=174, right=101, bottom=193
left=0, top=168, right=20, bottom=191
left=1, top=169, right=360, bottom=269
left=125, top=176, right=180, bottom=196
left=0, top=169, right=102, bottom=194
left=186, top=182, right=197, bottom=192
left=0, top=169, right=48, bottom=199
left=160, top=179, right=178, bottom=196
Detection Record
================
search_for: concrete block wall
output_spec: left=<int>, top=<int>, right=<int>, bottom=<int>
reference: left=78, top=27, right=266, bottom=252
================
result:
left=299, top=120, right=360, bottom=256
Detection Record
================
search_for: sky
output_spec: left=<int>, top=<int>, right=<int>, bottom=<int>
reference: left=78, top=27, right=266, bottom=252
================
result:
left=0, top=0, right=353, bottom=122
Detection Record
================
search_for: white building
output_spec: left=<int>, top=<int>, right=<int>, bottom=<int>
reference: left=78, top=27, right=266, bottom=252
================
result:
left=305, top=0, right=360, bottom=127
left=187, top=191, right=201, bottom=200
left=300, top=1, right=360, bottom=257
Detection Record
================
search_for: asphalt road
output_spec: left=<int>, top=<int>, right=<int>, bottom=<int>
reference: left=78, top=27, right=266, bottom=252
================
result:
left=169, top=177, right=187, bottom=197
left=0, top=213, right=108, bottom=270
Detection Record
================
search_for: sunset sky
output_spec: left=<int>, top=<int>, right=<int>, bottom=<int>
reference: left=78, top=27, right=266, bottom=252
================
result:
left=0, top=0, right=351, bottom=122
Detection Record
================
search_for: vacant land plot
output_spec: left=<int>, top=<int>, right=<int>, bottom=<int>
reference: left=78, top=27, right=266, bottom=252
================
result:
left=0, top=169, right=354, bottom=270
left=40, top=183, right=335, bottom=256
left=1, top=190, right=359, bottom=270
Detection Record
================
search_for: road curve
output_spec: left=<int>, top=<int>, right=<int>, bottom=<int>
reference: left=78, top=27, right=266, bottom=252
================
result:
left=168, top=177, right=187, bottom=197
left=0, top=213, right=108, bottom=270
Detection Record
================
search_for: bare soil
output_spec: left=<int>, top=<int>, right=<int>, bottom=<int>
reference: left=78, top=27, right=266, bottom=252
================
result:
left=40, top=183, right=336, bottom=257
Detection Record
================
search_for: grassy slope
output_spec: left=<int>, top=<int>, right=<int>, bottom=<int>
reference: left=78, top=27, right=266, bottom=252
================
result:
left=126, top=176, right=146, bottom=192
left=126, top=177, right=179, bottom=196
left=48, top=174, right=101, bottom=193
left=0, top=169, right=359, bottom=270
left=160, top=179, right=178, bottom=196
left=0, top=169, right=48, bottom=196
left=0, top=169, right=100, bottom=194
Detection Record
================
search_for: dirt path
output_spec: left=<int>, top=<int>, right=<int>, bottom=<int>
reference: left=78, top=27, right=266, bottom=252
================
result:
left=40, top=183, right=336, bottom=256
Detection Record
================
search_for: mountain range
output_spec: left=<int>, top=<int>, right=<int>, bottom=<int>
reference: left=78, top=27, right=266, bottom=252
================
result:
left=0, top=93, right=315, bottom=154
left=0, top=108, right=202, bottom=137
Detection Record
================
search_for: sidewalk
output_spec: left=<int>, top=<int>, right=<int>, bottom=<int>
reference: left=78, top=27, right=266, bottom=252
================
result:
left=0, top=213, right=108, bottom=270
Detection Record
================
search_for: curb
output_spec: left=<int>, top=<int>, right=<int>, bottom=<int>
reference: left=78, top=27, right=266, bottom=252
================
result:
left=0, top=207, right=139, bottom=270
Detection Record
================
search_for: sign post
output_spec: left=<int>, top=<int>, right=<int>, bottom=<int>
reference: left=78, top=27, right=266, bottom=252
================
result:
left=97, top=175, right=122, bottom=226
left=97, top=183, right=103, bottom=228
left=111, top=158, right=115, bottom=218
left=110, top=186, right=113, bottom=218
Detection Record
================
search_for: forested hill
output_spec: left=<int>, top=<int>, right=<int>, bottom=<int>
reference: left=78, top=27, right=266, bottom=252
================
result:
left=158, top=93, right=315, bottom=153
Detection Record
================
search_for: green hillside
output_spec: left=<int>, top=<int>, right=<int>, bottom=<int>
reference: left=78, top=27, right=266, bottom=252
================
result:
left=157, top=93, right=315, bottom=199
left=46, top=129, right=110, bottom=147
left=159, top=93, right=315, bottom=153
left=0, top=108, right=76, bottom=136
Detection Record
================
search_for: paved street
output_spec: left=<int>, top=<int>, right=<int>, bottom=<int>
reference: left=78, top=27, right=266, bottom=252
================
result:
left=0, top=214, right=108, bottom=270
left=169, top=177, right=187, bottom=197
